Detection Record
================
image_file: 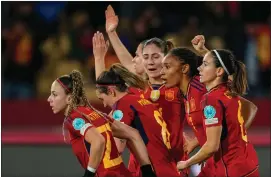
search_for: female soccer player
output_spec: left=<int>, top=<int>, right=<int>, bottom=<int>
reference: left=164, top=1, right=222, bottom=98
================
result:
left=103, top=4, right=187, bottom=168
left=161, top=35, right=258, bottom=176
left=48, top=70, right=157, bottom=177
left=176, top=49, right=259, bottom=176
left=96, top=63, right=183, bottom=177
left=94, top=9, right=188, bottom=174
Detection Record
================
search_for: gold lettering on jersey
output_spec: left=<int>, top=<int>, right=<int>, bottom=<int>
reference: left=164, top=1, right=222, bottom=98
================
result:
left=150, top=90, right=160, bottom=102
left=140, top=94, right=145, bottom=98
left=138, top=99, right=152, bottom=106
left=88, top=112, right=101, bottom=121
left=165, top=90, right=174, bottom=101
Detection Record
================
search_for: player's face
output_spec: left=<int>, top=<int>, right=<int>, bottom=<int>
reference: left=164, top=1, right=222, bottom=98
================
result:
left=132, top=44, right=145, bottom=75
left=48, top=81, right=70, bottom=114
left=142, top=44, right=164, bottom=79
left=96, top=89, right=115, bottom=108
left=197, top=52, right=218, bottom=84
left=161, top=54, right=182, bottom=88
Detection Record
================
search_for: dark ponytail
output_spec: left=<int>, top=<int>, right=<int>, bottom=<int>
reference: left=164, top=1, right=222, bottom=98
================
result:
left=231, top=60, right=248, bottom=96
left=211, top=49, right=248, bottom=96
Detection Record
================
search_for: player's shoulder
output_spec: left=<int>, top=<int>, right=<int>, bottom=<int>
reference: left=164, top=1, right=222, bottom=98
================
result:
left=190, top=76, right=207, bottom=94
left=128, top=87, right=143, bottom=95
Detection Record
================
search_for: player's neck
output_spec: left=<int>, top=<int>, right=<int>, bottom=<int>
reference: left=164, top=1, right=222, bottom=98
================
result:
left=115, top=92, right=128, bottom=102
left=205, top=80, right=222, bottom=92
left=179, top=76, right=191, bottom=96
left=148, top=76, right=164, bottom=85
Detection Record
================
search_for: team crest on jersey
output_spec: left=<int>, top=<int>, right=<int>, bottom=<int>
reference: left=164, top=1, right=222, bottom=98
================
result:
left=112, top=110, right=123, bottom=121
left=72, top=118, right=86, bottom=130
left=165, top=90, right=174, bottom=101
left=204, top=105, right=216, bottom=119
left=190, top=98, right=196, bottom=112
left=150, top=90, right=160, bottom=102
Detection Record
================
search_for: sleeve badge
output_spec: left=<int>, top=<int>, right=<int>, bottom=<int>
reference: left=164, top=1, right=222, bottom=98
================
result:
left=112, top=110, right=123, bottom=121
left=72, top=118, right=86, bottom=130
left=204, top=105, right=216, bottom=119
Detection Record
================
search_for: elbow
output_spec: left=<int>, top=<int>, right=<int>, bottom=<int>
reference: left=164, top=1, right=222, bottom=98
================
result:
left=206, top=143, right=219, bottom=155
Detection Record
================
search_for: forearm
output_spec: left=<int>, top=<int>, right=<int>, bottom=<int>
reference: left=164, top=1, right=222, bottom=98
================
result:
left=107, top=31, right=134, bottom=71
left=114, top=137, right=126, bottom=153
left=111, top=121, right=150, bottom=165
left=126, top=130, right=150, bottom=166
left=186, top=143, right=215, bottom=167
left=198, top=47, right=210, bottom=57
left=87, top=139, right=105, bottom=168
left=95, top=58, right=106, bottom=80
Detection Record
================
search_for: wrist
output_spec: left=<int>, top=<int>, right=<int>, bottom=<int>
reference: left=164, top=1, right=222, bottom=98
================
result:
left=83, top=166, right=96, bottom=177
left=87, top=166, right=96, bottom=173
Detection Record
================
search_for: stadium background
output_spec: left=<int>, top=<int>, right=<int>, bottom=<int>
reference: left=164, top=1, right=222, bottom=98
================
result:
left=2, top=1, right=270, bottom=177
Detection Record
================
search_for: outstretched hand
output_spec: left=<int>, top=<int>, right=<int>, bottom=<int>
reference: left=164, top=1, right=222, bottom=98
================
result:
left=92, top=31, right=110, bottom=61
left=105, top=5, right=119, bottom=33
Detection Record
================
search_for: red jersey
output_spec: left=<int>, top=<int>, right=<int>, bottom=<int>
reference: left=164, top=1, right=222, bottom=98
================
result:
left=184, top=76, right=207, bottom=146
left=129, top=84, right=185, bottom=161
left=112, top=94, right=181, bottom=177
left=65, top=106, right=131, bottom=177
left=201, top=84, right=258, bottom=177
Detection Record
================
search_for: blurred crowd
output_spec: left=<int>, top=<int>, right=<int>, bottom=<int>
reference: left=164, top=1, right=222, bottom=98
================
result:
left=2, top=1, right=270, bottom=100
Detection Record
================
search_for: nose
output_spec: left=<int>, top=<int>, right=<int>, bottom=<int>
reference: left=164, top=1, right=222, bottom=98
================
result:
left=47, top=96, right=51, bottom=103
left=160, top=67, right=165, bottom=75
left=197, top=65, right=201, bottom=72
left=132, top=57, right=135, bottom=63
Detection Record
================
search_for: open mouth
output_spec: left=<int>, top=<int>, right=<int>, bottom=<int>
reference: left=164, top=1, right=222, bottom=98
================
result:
left=148, top=68, right=157, bottom=72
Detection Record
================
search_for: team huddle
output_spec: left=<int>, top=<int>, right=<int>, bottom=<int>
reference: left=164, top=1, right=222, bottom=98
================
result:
left=47, top=5, right=259, bottom=177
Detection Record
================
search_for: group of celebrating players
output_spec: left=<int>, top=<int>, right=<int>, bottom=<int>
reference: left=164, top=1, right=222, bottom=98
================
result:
left=47, top=5, right=260, bottom=177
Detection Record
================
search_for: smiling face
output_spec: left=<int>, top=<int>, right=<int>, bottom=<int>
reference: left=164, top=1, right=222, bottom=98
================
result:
left=132, top=43, right=145, bottom=75
left=142, top=44, right=164, bottom=79
left=47, top=81, right=70, bottom=114
left=161, top=54, right=183, bottom=88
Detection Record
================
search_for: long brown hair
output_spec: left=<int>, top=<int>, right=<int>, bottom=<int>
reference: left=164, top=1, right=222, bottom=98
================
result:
left=211, top=49, right=248, bottom=96
left=96, top=63, right=147, bottom=94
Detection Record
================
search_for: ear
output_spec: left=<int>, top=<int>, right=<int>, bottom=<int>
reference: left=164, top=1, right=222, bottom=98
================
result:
left=182, top=64, right=190, bottom=74
left=66, top=94, right=72, bottom=104
left=107, top=87, right=116, bottom=97
left=216, top=67, right=224, bottom=77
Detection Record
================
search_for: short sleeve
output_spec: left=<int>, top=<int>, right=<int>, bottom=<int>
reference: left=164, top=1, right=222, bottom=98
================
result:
left=203, top=96, right=223, bottom=128
left=112, top=104, right=134, bottom=126
left=71, top=117, right=94, bottom=137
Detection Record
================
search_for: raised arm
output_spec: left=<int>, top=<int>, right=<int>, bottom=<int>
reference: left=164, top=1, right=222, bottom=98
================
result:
left=191, top=35, right=210, bottom=57
left=105, top=5, right=136, bottom=73
left=93, top=31, right=109, bottom=80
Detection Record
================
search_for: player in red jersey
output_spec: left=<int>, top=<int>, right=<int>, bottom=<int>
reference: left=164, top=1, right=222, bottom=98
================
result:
left=48, top=70, right=157, bottom=177
left=177, top=49, right=259, bottom=176
left=94, top=10, right=188, bottom=176
left=161, top=35, right=258, bottom=176
left=96, top=63, right=183, bottom=177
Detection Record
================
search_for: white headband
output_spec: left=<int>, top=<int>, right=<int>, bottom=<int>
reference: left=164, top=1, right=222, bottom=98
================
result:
left=213, top=50, right=230, bottom=75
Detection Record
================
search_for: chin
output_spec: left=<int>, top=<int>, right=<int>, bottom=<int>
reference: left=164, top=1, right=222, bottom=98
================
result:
left=147, top=72, right=161, bottom=79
